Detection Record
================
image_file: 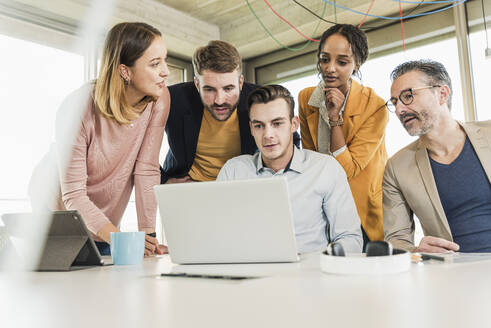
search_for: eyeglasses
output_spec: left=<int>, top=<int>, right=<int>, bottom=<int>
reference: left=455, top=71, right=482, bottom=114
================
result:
left=385, top=85, right=440, bottom=112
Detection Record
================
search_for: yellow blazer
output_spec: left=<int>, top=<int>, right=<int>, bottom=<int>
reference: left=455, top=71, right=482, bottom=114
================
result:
left=298, top=80, right=388, bottom=241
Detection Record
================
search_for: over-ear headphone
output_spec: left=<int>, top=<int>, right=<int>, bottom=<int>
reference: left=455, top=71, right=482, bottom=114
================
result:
left=325, top=242, right=345, bottom=256
left=324, top=241, right=394, bottom=257
left=365, top=241, right=393, bottom=257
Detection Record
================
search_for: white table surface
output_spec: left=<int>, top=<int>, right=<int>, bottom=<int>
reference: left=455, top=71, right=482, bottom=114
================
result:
left=1, top=253, right=491, bottom=328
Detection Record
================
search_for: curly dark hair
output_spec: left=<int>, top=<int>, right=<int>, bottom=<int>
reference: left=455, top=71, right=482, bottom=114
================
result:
left=316, top=24, right=368, bottom=78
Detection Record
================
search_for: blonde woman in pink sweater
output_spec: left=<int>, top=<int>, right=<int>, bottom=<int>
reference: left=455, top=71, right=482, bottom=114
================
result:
left=56, top=22, right=170, bottom=256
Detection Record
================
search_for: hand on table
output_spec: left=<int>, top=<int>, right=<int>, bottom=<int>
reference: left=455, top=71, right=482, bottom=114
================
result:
left=416, top=236, right=460, bottom=253
left=144, top=234, right=169, bottom=256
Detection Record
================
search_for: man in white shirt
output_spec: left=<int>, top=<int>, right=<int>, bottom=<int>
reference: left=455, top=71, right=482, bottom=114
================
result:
left=217, top=85, right=362, bottom=254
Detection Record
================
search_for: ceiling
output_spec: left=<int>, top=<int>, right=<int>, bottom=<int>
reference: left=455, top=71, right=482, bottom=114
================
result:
left=155, top=0, right=428, bottom=59
left=1, top=0, right=436, bottom=60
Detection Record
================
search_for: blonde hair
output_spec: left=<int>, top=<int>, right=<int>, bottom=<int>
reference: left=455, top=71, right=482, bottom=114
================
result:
left=94, top=22, right=161, bottom=124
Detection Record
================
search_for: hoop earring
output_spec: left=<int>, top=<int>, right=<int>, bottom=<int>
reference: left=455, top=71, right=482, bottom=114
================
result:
left=352, top=70, right=362, bottom=83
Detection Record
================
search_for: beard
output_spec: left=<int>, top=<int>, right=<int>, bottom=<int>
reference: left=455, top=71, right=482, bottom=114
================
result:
left=204, top=99, right=240, bottom=121
left=400, top=110, right=434, bottom=136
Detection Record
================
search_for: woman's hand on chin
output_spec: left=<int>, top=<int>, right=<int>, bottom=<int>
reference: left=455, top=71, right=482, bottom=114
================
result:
left=323, top=87, right=345, bottom=119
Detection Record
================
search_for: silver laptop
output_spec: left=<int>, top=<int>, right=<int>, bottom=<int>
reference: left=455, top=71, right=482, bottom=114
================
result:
left=154, top=177, right=298, bottom=264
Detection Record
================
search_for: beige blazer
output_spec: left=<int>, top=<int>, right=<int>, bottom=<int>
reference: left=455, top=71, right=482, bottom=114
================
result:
left=383, top=121, right=491, bottom=251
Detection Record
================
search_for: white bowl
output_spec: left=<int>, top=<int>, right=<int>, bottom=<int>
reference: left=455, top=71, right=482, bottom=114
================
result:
left=320, top=249, right=411, bottom=275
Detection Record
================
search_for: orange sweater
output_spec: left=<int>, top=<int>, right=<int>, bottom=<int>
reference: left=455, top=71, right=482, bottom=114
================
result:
left=188, top=108, right=241, bottom=181
left=298, top=80, right=388, bottom=241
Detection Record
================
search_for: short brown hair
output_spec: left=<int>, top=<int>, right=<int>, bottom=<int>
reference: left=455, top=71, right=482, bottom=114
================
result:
left=247, top=85, right=295, bottom=119
left=192, top=40, right=242, bottom=76
left=95, top=22, right=161, bottom=124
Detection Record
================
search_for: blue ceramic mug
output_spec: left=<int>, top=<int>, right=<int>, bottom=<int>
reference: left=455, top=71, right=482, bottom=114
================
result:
left=110, top=231, right=145, bottom=265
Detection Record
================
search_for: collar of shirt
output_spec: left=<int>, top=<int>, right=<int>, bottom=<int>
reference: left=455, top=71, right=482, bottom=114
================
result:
left=254, top=146, right=305, bottom=175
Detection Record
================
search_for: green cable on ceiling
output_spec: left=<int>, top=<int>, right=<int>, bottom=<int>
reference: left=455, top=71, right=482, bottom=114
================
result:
left=245, top=0, right=327, bottom=51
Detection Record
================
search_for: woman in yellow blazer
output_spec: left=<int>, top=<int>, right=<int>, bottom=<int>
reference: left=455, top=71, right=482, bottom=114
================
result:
left=298, top=24, right=388, bottom=244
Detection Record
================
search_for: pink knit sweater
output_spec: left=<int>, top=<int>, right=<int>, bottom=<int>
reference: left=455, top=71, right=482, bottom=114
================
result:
left=57, top=84, right=169, bottom=240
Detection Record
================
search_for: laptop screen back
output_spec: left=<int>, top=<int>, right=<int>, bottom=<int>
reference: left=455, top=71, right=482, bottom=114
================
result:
left=154, top=178, right=298, bottom=264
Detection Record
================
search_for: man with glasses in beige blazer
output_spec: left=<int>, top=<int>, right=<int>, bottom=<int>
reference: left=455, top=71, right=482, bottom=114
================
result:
left=383, top=59, right=491, bottom=253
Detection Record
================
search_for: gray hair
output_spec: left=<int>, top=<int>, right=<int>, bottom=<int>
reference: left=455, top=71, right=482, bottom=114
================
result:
left=390, top=59, right=453, bottom=110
